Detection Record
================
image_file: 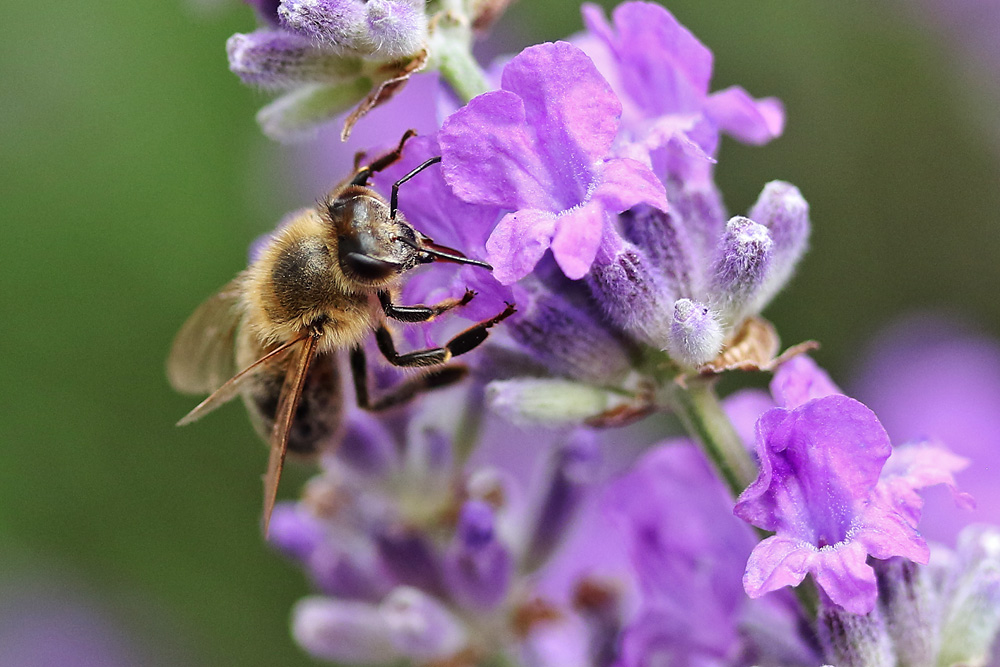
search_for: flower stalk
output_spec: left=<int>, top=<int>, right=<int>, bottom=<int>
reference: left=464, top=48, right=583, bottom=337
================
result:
left=663, top=377, right=757, bottom=498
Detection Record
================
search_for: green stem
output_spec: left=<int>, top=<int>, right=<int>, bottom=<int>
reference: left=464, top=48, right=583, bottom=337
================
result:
left=665, top=378, right=757, bottom=499
left=437, top=40, right=489, bottom=101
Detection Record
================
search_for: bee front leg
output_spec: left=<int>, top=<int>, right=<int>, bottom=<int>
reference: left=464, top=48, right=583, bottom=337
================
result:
left=378, top=289, right=475, bottom=324
left=350, top=129, right=417, bottom=186
left=374, top=302, right=517, bottom=366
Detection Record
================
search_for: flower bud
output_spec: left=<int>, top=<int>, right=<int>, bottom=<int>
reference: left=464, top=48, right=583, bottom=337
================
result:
left=375, top=525, right=446, bottom=597
left=709, top=216, right=773, bottom=325
left=227, top=30, right=362, bottom=89
left=256, top=81, right=371, bottom=142
left=292, top=596, right=401, bottom=664
left=336, top=410, right=400, bottom=477
left=508, top=279, right=631, bottom=385
left=279, top=0, right=427, bottom=59
left=587, top=224, right=672, bottom=345
left=874, top=558, right=938, bottom=666
left=665, top=298, right=724, bottom=367
left=267, top=502, right=325, bottom=561
left=816, top=594, right=894, bottom=667
left=443, top=500, right=512, bottom=609
left=486, top=378, right=621, bottom=427
left=523, top=430, right=600, bottom=571
left=747, top=181, right=810, bottom=312
left=381, top=588, right=467, bottom=662
left=618, top=204, right=697, bottom=300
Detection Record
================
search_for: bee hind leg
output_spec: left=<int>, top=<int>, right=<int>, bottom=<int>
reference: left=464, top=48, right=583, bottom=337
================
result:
left=349, top=346, right=467, bottom=412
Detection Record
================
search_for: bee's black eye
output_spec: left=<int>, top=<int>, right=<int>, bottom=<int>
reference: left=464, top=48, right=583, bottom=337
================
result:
left=342, top=251, right=398, bottom=281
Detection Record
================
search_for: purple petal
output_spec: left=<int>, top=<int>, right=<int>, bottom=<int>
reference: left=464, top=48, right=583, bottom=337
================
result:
left=441, top=42, right=622, bottom=215
left=441, top=90, right=554, bottom=210
left=500, top=41, right=622, bottom=171
left=584, top=1, right=713, bottom=117
left=485, top=209, right=557, bottom=284
left=810, top=540, right=879, bottom=614
left=705, top=87, right=785, bottom=145
left=551, top=202, right=605, bottom=280
left=735, top=396, right=891, bottom=541
left=592, top=157, right=668, bottom=214
left=743, top=535, right=815, bottom=598
left=770, top=355, right=843, bottom=409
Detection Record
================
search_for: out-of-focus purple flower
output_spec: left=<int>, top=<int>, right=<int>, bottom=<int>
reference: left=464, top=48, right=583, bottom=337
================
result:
left=440, top=41, right=668, bottom=282
left=852, top=314, right=1000, bottom=543
left=608, top=442, right=753, bottom=663
left=278, top=0, right=428, bottom=59
left=606, top=441, right=818, bottom=665
left=736, top=355, right=972, bottom=613
left=443, top=500, right=513, bottom=609
left=578, top=1, right=784, bottom=168
left=245, top=0, right=280, bottom=24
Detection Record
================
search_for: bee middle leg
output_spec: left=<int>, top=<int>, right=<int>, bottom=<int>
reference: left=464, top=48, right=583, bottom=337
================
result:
left=378, top=289, right=476, bottom=324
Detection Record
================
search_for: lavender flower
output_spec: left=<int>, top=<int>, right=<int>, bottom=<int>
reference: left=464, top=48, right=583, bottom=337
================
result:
left=439, top=41, right=668, bottom=282
left=735, top=357, right=968, bottom=615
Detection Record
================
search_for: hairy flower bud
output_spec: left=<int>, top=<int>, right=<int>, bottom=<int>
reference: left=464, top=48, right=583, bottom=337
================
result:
left=292, top=597, right=400, bottom=664
left=665, top=298, right=724, bottom=367
left=747, top=181, right=810, bottom=312
left=227, top=30, right=362, bottom=89
left=816, top=595, right=894, bottom=667
left=874, top=558, right=939, bottom=666
left=709, top=216, right=773, bottom=325
left=279, top=0, right=427, bottom=59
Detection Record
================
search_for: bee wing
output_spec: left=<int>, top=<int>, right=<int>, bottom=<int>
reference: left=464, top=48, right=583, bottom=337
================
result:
left=176, top=334, right=306, bottom=426
left=262, top=333, right=319, bottom=537
left=167, top=279, right=244, bottom=395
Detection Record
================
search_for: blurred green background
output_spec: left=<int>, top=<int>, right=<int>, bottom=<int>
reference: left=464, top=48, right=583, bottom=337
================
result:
left=1, top=0, right=998, bottom=664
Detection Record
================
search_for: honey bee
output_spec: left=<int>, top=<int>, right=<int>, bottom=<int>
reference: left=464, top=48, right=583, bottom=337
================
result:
left=167, top=131, right=514, bottom=533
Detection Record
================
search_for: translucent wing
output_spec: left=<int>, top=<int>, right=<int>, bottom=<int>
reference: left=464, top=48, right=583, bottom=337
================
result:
left=176, top=334, right=306, bottom=426
left=262, top=333, right=319, bottom=537
left=167, top=279, right=243, bottom=395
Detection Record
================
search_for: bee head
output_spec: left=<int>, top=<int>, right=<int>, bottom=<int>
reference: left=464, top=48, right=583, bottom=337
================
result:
left=330, top=189, right=425, bottom=287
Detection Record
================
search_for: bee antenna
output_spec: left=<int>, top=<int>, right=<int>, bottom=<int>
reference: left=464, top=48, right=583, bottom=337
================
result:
left=390, top=156, right=443, bottom=219
left=395, top=236, right=493, bottom=271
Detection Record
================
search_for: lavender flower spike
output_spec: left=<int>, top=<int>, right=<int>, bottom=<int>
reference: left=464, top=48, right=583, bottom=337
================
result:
left=747, top=181, right=811, bottom=313
left=440, top=41, right=667, bottom=282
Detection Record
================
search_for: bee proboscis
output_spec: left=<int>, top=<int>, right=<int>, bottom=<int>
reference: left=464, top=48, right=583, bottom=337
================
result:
left=167, top=131, right=514, bottom=533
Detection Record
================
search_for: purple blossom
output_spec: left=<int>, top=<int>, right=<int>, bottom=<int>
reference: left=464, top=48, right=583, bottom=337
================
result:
left=736, top=357, right=972, bottom=614
left=578, top=1, right=784, bottom=167
left=440, top=41, right=668, bottom=282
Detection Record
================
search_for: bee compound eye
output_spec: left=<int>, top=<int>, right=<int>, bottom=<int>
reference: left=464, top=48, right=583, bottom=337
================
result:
left=342, top=252, right=399, bottom=282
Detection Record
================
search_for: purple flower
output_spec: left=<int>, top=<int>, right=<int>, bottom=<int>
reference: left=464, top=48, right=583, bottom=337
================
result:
left=440, top=41, right=667, bottom=283
left=579, top=1, right=784, bottom=166
left=735, top=353, right=973, bottom=615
